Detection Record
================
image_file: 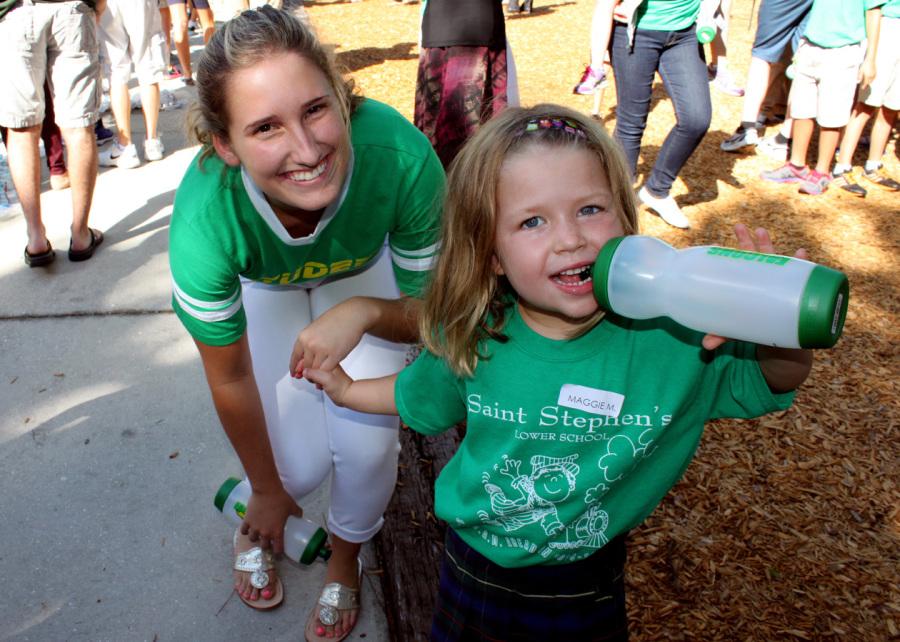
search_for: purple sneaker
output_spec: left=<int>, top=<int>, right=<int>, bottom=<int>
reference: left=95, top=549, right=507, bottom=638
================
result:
left=573, top=65, right=607, bottom=95
left=760, top=163, right=810, bottom=184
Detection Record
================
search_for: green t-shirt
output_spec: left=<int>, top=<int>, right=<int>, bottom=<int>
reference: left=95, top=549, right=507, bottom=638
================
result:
left=635, top=0, right=700, bottom=31
left=883, top=0, right=899, bottom=19
left=395, top=307, right=794, bottom=568
left=169, top=99, right=445, bottom=346
left=802, top=0, right=886, bottom=48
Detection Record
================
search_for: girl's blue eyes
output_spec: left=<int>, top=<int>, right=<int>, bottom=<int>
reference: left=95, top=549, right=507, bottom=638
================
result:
left=520, top=206, right=605, bottom=229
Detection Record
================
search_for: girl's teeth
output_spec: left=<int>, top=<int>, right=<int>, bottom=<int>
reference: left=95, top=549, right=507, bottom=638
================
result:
left=287, top=162, right=326, bottom=181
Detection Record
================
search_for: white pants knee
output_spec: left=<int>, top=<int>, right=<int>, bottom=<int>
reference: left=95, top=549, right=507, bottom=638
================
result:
left=241, top=248, right=404, bottom=543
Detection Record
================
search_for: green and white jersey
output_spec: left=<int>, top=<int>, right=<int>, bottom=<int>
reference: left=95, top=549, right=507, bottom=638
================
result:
left=395, top=307, right=794, bottom=568
left=169, top=99, right=445, bottom=346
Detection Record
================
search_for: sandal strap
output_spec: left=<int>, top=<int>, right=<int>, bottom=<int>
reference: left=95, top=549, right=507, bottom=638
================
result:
left=318, top=581, right=360, bottom=611
left=234, top=546, right=276, bottom=590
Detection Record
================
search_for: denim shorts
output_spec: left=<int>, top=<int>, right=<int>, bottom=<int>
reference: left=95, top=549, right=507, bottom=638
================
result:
left=0, top=0, right=101, bottom=129
left=752, top=0, right=813, bottom=63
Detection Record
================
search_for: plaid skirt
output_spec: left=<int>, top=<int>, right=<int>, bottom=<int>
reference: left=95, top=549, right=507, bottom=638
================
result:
left=431, top=529, right=629, bottom=642
left=414, top=45, right=509, bottom=169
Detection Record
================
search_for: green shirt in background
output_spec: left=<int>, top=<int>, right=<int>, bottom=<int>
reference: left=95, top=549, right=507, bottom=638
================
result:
left=395, top=307, right=794, bottom=568
left=169, top=98, right=445, bottom=346
left=883, top=0, right=899, bottom=19
left=636, top=0, right=701, bottom=31
left=802, top=0, right=886, bottom=48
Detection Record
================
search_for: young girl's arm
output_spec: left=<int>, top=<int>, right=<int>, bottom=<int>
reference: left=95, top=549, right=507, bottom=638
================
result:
left=701, top=224, right=814, bottom=393
left=289, top=296, right=419, bottom=376
left=302, top=365, right=400, bottom=416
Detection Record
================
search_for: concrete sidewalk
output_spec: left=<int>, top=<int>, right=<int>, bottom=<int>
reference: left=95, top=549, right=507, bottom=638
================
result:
left=0, top=71, right=389, bottom=642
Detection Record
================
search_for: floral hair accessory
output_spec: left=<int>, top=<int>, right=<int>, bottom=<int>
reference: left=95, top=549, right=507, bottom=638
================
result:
left=522, top=116, right=587, bottom=139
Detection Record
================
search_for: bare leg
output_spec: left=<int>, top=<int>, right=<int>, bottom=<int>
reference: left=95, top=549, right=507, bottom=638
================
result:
left=837, top=103, right=874, bottom=167
left=61, top=125, right=98, bottom=252
left=159, top=5, right=173, bottom=66
left=868, top=106, right=897, bottom=163
left=7, top=126, right=47, bottom=255
left=140, top=84, right=161, bottom=140
left=789, top=118, right=814, bottom=167
left=110, top=81, right=132, bottom=146
left=815, top=127, right=840, bottom=175
left=170, top=3, right=192, bottom=81
left=741, top=57, right=772, bottom=123
left=196, top=7, right=215, bottom=44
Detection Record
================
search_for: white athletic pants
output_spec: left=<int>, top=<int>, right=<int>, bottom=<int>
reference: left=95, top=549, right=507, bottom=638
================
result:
left=241, top=248, right=404, bottom=543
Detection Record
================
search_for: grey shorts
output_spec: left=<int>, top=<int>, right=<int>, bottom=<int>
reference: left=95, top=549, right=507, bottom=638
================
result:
left=99, top=0, right=167, bottom=86
left=0, top=0, right=101, bottom=129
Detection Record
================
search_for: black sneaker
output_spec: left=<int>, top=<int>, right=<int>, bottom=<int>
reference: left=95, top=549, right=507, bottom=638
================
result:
left=832, top=170, right=867, bottom=197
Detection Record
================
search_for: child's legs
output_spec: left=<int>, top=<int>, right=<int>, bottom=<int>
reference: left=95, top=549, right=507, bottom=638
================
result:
left=860, top=16, right=900, bottom=162
left=869, top=107, right=897, bottom=163
left=813, top=42, right=864, bottom=172
left=836, top=103, right=875, bottom=167
left=787, top=41, right=822, bottom=165
left=241, top=281, right=334, bottom=500
left=609, top=24, right=665, bottom=181
left=647, top=29, right=712, bottom=197
left=310, top=247, right=404, bottom=543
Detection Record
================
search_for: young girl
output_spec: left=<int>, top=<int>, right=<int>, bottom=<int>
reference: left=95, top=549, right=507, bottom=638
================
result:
left=299, top=105, right=814, bottom=640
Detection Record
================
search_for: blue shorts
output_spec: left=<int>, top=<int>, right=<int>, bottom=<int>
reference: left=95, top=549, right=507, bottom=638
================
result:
left=752, top=0, right=813, bottom=63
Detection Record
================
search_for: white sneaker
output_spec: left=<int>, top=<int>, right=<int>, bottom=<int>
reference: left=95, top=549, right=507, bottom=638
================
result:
left=144, top=137, right=165, bottom=162
left=637, top=186, right=690, bottom=229
left=99, top=142, right=140, bottom=169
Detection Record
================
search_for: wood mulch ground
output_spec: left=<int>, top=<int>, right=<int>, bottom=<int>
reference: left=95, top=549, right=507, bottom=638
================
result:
left=306, top=1, right=898, bottom=639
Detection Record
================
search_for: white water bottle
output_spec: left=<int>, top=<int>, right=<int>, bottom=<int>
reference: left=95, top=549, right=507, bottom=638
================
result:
left=214, top=477, right=331, bottom=565
left=696, top=0, right=718, bottom=43
left=592, top=236, right=849, bottom=349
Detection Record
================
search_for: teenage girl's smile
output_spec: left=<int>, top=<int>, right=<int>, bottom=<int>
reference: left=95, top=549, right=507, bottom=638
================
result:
left=213, top=51, right=351, bottom=224
left=493, top=144, right=625, bottom=339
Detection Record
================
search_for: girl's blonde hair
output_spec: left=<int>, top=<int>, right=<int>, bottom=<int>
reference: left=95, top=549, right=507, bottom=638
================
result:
left=186, top=5, right=363, bottom=164
left=420, top=104, right=639, bottom=377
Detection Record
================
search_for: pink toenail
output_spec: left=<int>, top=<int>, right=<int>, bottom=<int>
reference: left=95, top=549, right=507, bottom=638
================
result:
left=316, top=626, right=325, bottom=636
left=262, top=588, right=273, bottom=599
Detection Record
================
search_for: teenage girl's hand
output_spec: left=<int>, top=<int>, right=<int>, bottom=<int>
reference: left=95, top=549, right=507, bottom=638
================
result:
left=241, top=486, right=303, bottom=555
left=289, top=298, right=372, bottom=378
left=302, top=364, right=354, bottom=406
left=701, top=223, right=809, bottom=351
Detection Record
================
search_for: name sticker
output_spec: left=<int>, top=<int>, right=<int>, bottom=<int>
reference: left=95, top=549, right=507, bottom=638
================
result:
left=557, top=384, right=624, bottom=418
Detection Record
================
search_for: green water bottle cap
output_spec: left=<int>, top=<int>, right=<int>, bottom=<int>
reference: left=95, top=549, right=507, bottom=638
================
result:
left=592, top=236, right=627, bottom=311
left=696, top=25, right=716, bottom=43
left=214, top=477, right=242, bottom=512
left=301, top=527, right=332, bottom=565
left=798, top=265, right=849, bottom=349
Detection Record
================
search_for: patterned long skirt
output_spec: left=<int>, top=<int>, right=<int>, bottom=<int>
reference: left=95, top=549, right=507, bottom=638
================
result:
left=414, top=45, right=509, bottom=169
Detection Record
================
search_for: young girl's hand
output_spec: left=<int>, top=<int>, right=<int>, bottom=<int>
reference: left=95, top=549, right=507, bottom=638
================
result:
left=289, top=298, right=372, bottom=378
left=303, top=364, right=354, bottom=406
left=701, top=224, right=808, bottom=351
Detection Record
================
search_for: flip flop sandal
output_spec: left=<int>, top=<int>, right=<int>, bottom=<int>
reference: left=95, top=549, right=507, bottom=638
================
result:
left=233, top=530, right=284, bottom=610
left=24, top=242, right=56, bottom=268
left=68, top=228, right=104, bottom=262
left=305, top=559, right=363, bottom=642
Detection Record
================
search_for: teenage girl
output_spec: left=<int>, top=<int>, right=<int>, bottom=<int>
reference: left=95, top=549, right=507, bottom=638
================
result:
left=170, top=7, right=443, bottom=642
left=300, top=104, right=813, bottom=640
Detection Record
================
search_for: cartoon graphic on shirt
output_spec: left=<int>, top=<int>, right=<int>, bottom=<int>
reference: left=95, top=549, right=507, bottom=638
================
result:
left=478, top=454, right=579, bottom=536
